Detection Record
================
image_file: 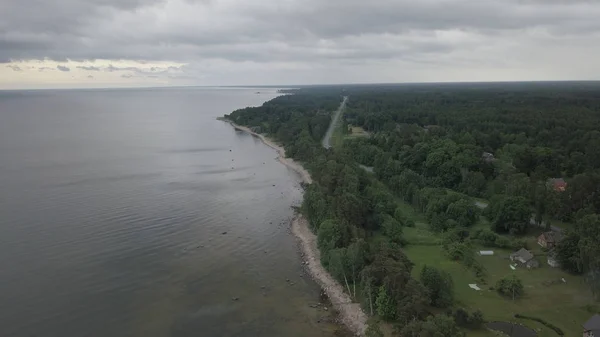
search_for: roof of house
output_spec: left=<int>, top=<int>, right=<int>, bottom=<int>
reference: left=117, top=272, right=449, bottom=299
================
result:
left=540, top=231, right=564, bottom=243
left=584, top=314, right=600, bottom=330
left=511, top=248, right=534, bottom=261
left=547, top=178, right=567, bottom=191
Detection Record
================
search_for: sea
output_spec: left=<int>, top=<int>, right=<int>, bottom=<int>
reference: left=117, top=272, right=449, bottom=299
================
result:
left=0, top=87, right=343, bottom=337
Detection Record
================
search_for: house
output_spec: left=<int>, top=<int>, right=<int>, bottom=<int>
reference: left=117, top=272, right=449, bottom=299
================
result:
left=583, top=314, right=600, bottom=337
left=510, top=248, right=539, bottom=269
left=547, top=178, right=567, bottom=192
left=538, top=231, right=564, bottom=249
left=482, top=152, right=495, bottom=163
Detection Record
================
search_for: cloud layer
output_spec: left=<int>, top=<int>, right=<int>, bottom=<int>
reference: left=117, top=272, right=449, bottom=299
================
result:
left=1, top=0, right=600, bottom=87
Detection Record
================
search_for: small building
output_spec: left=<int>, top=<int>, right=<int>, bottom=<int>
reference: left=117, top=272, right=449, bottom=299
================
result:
left=547, top=178, right=567, bottom=192
left=479, top=250, right=494, bottom=256
left=538, top=231, right=564, bottom=249
left=583, top=314, right=600, bottom=337
left=482, top=152, right=495, bottom=163
left=510, top=248, right=539, bottom=269
left=547, top=251, right=560, bottom=268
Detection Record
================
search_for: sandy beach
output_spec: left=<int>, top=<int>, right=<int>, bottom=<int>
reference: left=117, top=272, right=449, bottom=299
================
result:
left=223, top=119, right=368, bottom=336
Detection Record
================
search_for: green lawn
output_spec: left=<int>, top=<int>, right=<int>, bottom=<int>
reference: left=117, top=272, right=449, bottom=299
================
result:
left=396, top=197, right=595, bottom=337
left=404, top=239, right=595, bottom=337
left=347, top=126, right=370, bottom=138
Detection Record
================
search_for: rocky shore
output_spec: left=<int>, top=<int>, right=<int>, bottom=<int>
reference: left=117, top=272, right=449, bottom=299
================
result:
left=221, top=118, right=368, bottom=336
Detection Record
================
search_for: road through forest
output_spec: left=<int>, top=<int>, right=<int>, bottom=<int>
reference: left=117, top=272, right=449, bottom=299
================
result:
left=322, top=96, right=348, bottom=149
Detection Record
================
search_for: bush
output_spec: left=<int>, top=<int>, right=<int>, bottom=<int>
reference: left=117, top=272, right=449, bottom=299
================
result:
left=472, top=228, right=521, bottom=249
left=453, top=308, right=470, bottom=326
left=365, top=321, right=384, bottom=337
left=445, top=242, right=470, bottom=260
left=514, top=314, right=564, bottom=336
left=375, top=286, right=396, bottom=320
left=470, top=309, right=484, bottom=328
left=496, top=276, right=524, bottom=299
left=452, top=308, right=485, bottom=329
left=513, top=238, right=529, bottom=250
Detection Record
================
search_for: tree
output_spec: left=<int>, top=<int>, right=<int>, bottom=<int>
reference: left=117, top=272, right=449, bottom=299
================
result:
left=491, top=196, right=530, bottom=234
left=346, top=239, right=367, bottom=298
left=375, top=286, right=396, bottom=320
left=365, top=321, right=384, bottom=337
left=394, top=206, right=405, bottom=223
left=303, top=185, right=329, bottom=230
left=317, top=219, right=348, bottom=261
left=453, top=308, right=470, bottom=327
left=401, top=314, right=465, bottom=337
left=459, top=171, right=487, bottom=197
left=470, top=309, right=485, bottom=328
left=446, top=198, right=479, bottom=227
left=452, top=307, right=485, bottom=329
left=556, top=229, right=582, bottom=273
left=496, top=276, right=524, bottom=299
left=382, top=215, right=404, bottom=244
left=554, top=214, right=600, bottom=297
left=328, top=248, right=353, bottom=297
left=420, top=265, right=454, bottom=308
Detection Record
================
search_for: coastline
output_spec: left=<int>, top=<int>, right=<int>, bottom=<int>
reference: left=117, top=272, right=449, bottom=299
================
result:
left=221, top=119, right=368, bottom=336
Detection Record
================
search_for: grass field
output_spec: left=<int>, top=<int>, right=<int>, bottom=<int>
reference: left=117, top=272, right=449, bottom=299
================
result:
left=330, top=125, right=370, bottom=148
left=347, top=126, right=370, bottom=138
left=399, top=200, right=597, bottom=337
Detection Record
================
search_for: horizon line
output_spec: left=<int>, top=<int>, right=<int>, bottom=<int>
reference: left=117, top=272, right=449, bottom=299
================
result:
left=2, top=79, right=600, bottom=91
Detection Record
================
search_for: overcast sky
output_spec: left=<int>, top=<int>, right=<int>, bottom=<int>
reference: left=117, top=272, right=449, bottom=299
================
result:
left=1, top=0, right=600, bottom=89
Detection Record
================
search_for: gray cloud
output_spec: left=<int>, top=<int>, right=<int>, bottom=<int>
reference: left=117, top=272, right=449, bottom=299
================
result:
left=77, top=66, right=101, bottom=71
left=56, top=65, right=70, bottom=71
left=87, top=75, right=94, bottom=78
left=38, top=66, right=54, bottom=72
left=6, top=65, right=22, bottom=71
left=106, top=65, right=141, bottom=72
left=1, top=0, right=600, bottom=84
left=105, top=64, right=183, bottom=75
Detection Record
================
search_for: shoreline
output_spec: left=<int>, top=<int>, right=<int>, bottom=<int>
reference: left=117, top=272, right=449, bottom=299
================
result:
left=221, top=119, right=367, bottom=336
left=223, top=120, right=312, bottom=184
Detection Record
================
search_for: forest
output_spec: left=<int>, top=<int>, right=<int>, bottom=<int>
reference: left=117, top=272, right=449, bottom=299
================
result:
left=225, top=82, right=600, bottom=336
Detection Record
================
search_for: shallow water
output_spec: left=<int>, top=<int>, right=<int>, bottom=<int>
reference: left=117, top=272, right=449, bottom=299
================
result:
left=0, top=87, right=344, bottom=337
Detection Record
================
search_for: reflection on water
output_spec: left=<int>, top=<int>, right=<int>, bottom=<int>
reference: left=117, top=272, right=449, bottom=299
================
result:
left=0, top=88, right=347, bottom=337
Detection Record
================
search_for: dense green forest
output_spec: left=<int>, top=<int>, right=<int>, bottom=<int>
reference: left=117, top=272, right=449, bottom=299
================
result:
left=225, top=82, right=600, bottom=336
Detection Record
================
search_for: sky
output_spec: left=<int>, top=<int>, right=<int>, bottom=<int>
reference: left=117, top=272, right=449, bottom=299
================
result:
left=1, top=0, right=600, bottom=89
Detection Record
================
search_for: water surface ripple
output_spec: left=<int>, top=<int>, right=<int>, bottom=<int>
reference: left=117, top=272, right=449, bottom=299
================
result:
left=0, top=88, right=341, bottom=337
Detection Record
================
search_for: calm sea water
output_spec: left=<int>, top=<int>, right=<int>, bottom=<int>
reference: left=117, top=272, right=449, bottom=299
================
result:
left=0, top=88, right=342, bottom=337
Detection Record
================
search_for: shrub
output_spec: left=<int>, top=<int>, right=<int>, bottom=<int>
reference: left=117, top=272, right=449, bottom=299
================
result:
left=470, top=309, right=485, bottom=328
left=453, top=308, right=470, bottom=326
left=496, top=276, right=524, bottom=299
left=452, top=308, right=485, bottom=329
left=375, top=286, right=396, bottom=320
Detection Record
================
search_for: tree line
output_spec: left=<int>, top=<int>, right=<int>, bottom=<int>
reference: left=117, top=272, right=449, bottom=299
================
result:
left=226, top=90, right=471, bottom=335
left=225, top=82, right=600, bottom=334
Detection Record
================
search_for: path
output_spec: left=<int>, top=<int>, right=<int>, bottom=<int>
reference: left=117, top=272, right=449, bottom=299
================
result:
left=322, top=96, right=348, bottom=149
